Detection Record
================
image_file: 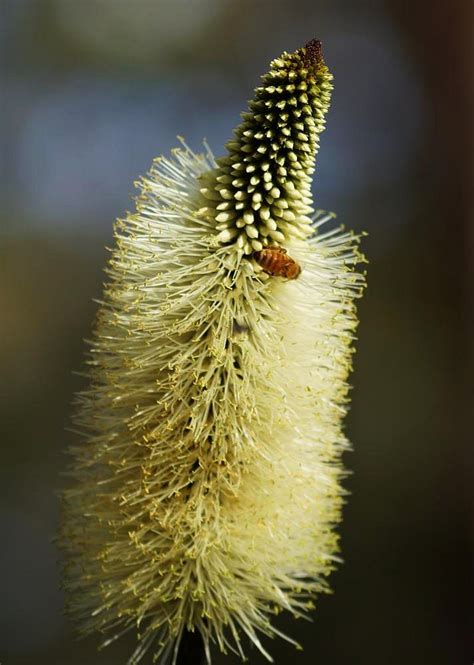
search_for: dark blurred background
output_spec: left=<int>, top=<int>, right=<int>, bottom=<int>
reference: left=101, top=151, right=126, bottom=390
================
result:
left=1, top=1, right=473, bottom=664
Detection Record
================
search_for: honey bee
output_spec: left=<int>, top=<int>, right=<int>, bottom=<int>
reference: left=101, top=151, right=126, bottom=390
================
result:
left=253, top=246, right=301, bottom=279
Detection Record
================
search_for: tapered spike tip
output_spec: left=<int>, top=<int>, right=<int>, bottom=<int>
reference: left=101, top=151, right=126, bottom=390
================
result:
left=302, top=38, right=324, bottom=67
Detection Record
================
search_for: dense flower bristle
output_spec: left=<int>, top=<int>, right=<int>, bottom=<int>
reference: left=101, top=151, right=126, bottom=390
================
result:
left=59, top=40, right=365, bottom=665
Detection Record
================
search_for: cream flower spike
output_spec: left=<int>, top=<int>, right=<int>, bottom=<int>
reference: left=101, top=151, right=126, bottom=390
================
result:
left=59, top=39, right=366, bottom=665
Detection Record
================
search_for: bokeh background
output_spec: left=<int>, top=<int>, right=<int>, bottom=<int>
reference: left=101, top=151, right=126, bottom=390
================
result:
left=1, top=1, right=472, bottom=663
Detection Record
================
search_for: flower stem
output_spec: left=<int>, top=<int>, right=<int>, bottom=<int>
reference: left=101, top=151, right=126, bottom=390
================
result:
left=176, top=629, right=206, bottom=665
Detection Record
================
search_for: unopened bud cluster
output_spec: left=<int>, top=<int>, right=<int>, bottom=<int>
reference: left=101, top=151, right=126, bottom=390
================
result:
left=199, top=40, right=333, bottom=255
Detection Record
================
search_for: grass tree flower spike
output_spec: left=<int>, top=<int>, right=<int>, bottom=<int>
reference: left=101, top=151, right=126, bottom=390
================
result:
left=59, top=39, right=366, bottom=664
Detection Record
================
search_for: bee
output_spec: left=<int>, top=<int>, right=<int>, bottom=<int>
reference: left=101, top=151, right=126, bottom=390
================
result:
left=253, top=246, right=301, bottom=279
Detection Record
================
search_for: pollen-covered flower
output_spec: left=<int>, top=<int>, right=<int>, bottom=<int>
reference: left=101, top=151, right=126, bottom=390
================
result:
left=59, top=39, right=365, bottom=664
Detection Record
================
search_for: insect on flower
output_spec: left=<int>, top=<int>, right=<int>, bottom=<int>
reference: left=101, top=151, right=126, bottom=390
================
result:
left=253, top=245, right=302, bottom=279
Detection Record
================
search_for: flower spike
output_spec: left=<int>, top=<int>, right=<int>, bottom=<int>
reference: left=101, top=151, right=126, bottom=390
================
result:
left=59, top=39, right=366, bottom=665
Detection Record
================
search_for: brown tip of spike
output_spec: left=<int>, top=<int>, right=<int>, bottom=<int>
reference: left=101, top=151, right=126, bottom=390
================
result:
left=302, top=39, right=324, bottom=67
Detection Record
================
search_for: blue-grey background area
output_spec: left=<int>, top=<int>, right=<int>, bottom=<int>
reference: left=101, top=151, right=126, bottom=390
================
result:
left=1, top=1, right=472, bottom=664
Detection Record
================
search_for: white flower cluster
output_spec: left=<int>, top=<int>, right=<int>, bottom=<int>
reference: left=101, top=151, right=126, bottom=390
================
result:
left=59, top=40, right=366, bottom=665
